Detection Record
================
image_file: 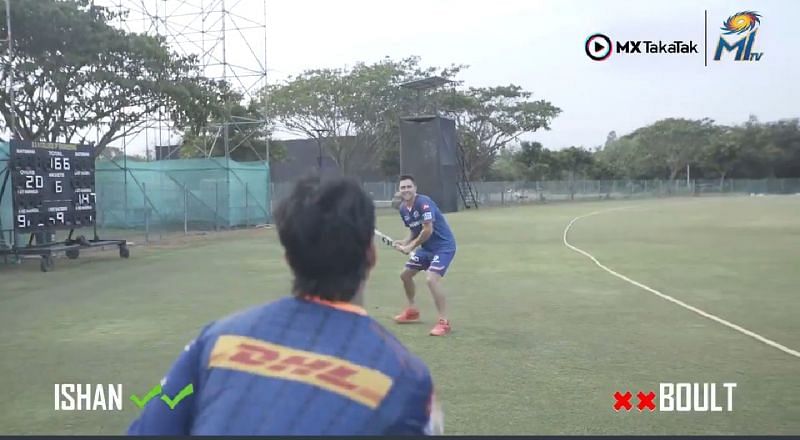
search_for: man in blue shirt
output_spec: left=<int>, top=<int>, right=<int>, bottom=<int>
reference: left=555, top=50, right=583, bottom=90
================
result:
left=392, top=175, right=457, bottom=336
left=127, top=175, right=442, bottom=435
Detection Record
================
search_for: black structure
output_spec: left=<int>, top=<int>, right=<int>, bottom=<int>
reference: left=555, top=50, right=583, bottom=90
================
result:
left=398, top=76, right=478, bottom=212
left=155, top=144, right=181, bottom=160
left=398, top=76, right=454, bottom=115
left=268, top=138, right=342, bottom=183
left=399, top=116, right=460, bottom=213
left=268, top=137, right=386, bottom=183
left=0, top=140, right=129, bottom=272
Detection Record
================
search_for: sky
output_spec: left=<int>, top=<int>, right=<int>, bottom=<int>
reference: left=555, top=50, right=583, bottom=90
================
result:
left=97, top=0, right=799, bottom=155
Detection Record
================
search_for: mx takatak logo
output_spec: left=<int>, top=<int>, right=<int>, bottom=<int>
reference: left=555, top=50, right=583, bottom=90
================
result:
left=584, top=32, right=698, bottom=62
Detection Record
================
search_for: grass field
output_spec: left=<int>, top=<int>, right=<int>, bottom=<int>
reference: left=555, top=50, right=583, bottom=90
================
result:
left=1, top=195, right=799, bottom=435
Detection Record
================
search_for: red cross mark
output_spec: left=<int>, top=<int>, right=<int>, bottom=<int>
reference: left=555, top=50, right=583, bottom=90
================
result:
left=637, top=391, right=656, bottom=411
left=613, top=391, right=632, bottom=411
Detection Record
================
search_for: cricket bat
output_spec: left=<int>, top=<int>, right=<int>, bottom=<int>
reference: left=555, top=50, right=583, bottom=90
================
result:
left=374, top=229, right=397, bottom=249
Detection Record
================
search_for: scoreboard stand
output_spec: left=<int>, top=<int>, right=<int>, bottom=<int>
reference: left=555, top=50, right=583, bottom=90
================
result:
left=1, top=230, right=130, bottom=272
left=0, top=140, right=130, bottom=272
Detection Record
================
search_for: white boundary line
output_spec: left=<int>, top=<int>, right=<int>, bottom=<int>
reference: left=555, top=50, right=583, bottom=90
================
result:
left=563, top=207, right=800, bottom=360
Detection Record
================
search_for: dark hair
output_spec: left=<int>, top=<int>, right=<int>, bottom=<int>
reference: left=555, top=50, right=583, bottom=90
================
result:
left=398, top=174, right=415, bottom=183
left=274, top=175, right=376, bottom=302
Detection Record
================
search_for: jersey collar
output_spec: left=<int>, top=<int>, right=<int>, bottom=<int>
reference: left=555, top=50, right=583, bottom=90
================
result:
left=301, top=295, right=367, bottom=316
left=403, top=195, right=417, bottom=211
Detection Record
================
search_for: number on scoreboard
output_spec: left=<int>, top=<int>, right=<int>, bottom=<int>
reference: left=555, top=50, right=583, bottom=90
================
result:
left=50, top=156, right=71, bottom=170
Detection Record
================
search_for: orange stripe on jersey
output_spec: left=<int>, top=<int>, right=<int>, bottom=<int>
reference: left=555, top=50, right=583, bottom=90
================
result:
left=302, top=296, right=367, bottom=316
left=208, top=335, right=392, bottom=409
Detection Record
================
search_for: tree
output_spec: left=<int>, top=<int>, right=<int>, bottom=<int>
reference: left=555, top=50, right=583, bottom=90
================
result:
left=507, top=115, right=799, bottom=186
left=264, top=56, right=463, bottom=177
left=555, top=147, right=594, bottom=178
left=762, top=118, right=800, bottom=178
left=728, top=115, right=773, bottom=178
left=596, top=135, right=649, bottom=179
left=97, top=146, right=124, bottom=161
left=630, top=118, right=716, bottom=186
left=553, top=146, right=595, bottom=200
left=263, top=56, right=560, bottom=180
left=342, top=58, right=464, bottom=177
left=441, top=85, right=561, bottom=180
left=179, top=87, right=285, bottom=163
left=700, top=125, right=743, bottom=189
left=512, top=141, right=558, bottom=181
left=604, top=131, right=617, bottom=148
left=0, top=0, right=219, bottom=158
left=485, top=148, right=521, bottom=181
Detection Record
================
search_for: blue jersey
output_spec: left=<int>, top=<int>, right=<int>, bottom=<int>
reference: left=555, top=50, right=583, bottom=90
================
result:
left=127, top=296, right=437, bottom=435
left=400, top=194, right=456, bottom=252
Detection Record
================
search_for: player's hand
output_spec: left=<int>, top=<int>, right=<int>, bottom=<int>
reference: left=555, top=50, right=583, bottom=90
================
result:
left=398, top=244, right=414, bottom=255
left=392, top=242, right=409, bottom=254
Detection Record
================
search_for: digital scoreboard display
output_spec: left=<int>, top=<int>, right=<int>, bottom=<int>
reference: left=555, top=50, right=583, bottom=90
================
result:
left=9, top=140, right=96, bottom=233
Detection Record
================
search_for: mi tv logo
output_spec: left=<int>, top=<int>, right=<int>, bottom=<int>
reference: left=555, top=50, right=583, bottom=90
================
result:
left=713, top=11, right=763, bottom=62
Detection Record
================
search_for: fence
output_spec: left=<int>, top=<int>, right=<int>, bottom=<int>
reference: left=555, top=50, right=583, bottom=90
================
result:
left=272, top=178, right=800, bottom=211
left=467, top=178, right=800, bottom=206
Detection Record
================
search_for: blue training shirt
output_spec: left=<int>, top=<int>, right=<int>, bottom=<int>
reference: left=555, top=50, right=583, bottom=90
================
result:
left=399, top=194, right=456, bottom=252
left=126, top=296, right=437, bottom=435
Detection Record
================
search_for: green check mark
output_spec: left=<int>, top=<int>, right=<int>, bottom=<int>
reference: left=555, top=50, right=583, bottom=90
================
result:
left=160, top=383, right=194, bottom=410
left=129, top=385, right=162, bottom=409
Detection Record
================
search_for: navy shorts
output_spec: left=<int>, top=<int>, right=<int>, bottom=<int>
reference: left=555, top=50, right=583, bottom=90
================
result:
left=405, top=248, right=456, bottom=276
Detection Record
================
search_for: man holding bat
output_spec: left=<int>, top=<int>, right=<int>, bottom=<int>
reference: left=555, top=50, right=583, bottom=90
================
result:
left=391, top=175, right=457, bottom=336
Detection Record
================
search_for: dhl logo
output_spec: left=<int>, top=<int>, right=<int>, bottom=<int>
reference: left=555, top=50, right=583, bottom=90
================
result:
left=208, top=335, right=393, bottom=409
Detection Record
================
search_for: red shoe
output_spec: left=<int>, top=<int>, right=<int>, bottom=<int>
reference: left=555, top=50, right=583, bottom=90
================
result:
left=394, top=307, right=420, bottom=323
left=429, top=318, right=451, bottom=336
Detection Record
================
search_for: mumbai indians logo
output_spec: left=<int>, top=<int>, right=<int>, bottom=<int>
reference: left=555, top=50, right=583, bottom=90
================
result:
left=714, top=11, right=763, bottom=61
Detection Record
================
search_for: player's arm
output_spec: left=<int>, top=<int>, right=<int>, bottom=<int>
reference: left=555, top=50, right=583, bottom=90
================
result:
left=387, top=370, right=442, bottom=435
left=393, top=229, right=417, bottom=248
left=406, top=203, right=435, bottom=249
left=126, top=333, right=206, bottom=435
left=406, top=222, right=432, bottom=250
left=400, top=229, right=416, bottom=245
left=395, top=210, right=417, bottom=246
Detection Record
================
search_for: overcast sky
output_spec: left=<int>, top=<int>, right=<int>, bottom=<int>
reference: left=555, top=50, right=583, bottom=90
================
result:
left=105, top=0, right=798, bottom=154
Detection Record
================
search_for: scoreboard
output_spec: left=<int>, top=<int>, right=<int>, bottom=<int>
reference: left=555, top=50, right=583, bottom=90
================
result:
left=9, top=140, right=96, bottom=233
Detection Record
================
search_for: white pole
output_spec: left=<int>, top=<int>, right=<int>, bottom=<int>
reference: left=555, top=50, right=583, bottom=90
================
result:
left=687, top=163, right=690, bottom=189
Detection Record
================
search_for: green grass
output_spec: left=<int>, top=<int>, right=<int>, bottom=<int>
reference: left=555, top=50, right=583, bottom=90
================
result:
left=1, top=195, right=799, bottom=435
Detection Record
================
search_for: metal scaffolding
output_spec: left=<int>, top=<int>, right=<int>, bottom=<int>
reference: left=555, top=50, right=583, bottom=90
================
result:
left=95, top=0, right=270, bottom=162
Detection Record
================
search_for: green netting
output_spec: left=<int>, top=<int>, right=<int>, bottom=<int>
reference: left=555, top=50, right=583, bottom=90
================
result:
left=95, top=157, right=271, bottom=229
left=0, top=141, right=12, bottom=245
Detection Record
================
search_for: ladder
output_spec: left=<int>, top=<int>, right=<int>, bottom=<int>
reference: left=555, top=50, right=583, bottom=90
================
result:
left=456, top=143, right=478, bottom=209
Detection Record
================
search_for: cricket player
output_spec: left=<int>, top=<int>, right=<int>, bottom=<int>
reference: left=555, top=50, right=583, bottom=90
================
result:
left=127, top=175, right=442, bottom=435
left=392, top=175, right=457, bottom=336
